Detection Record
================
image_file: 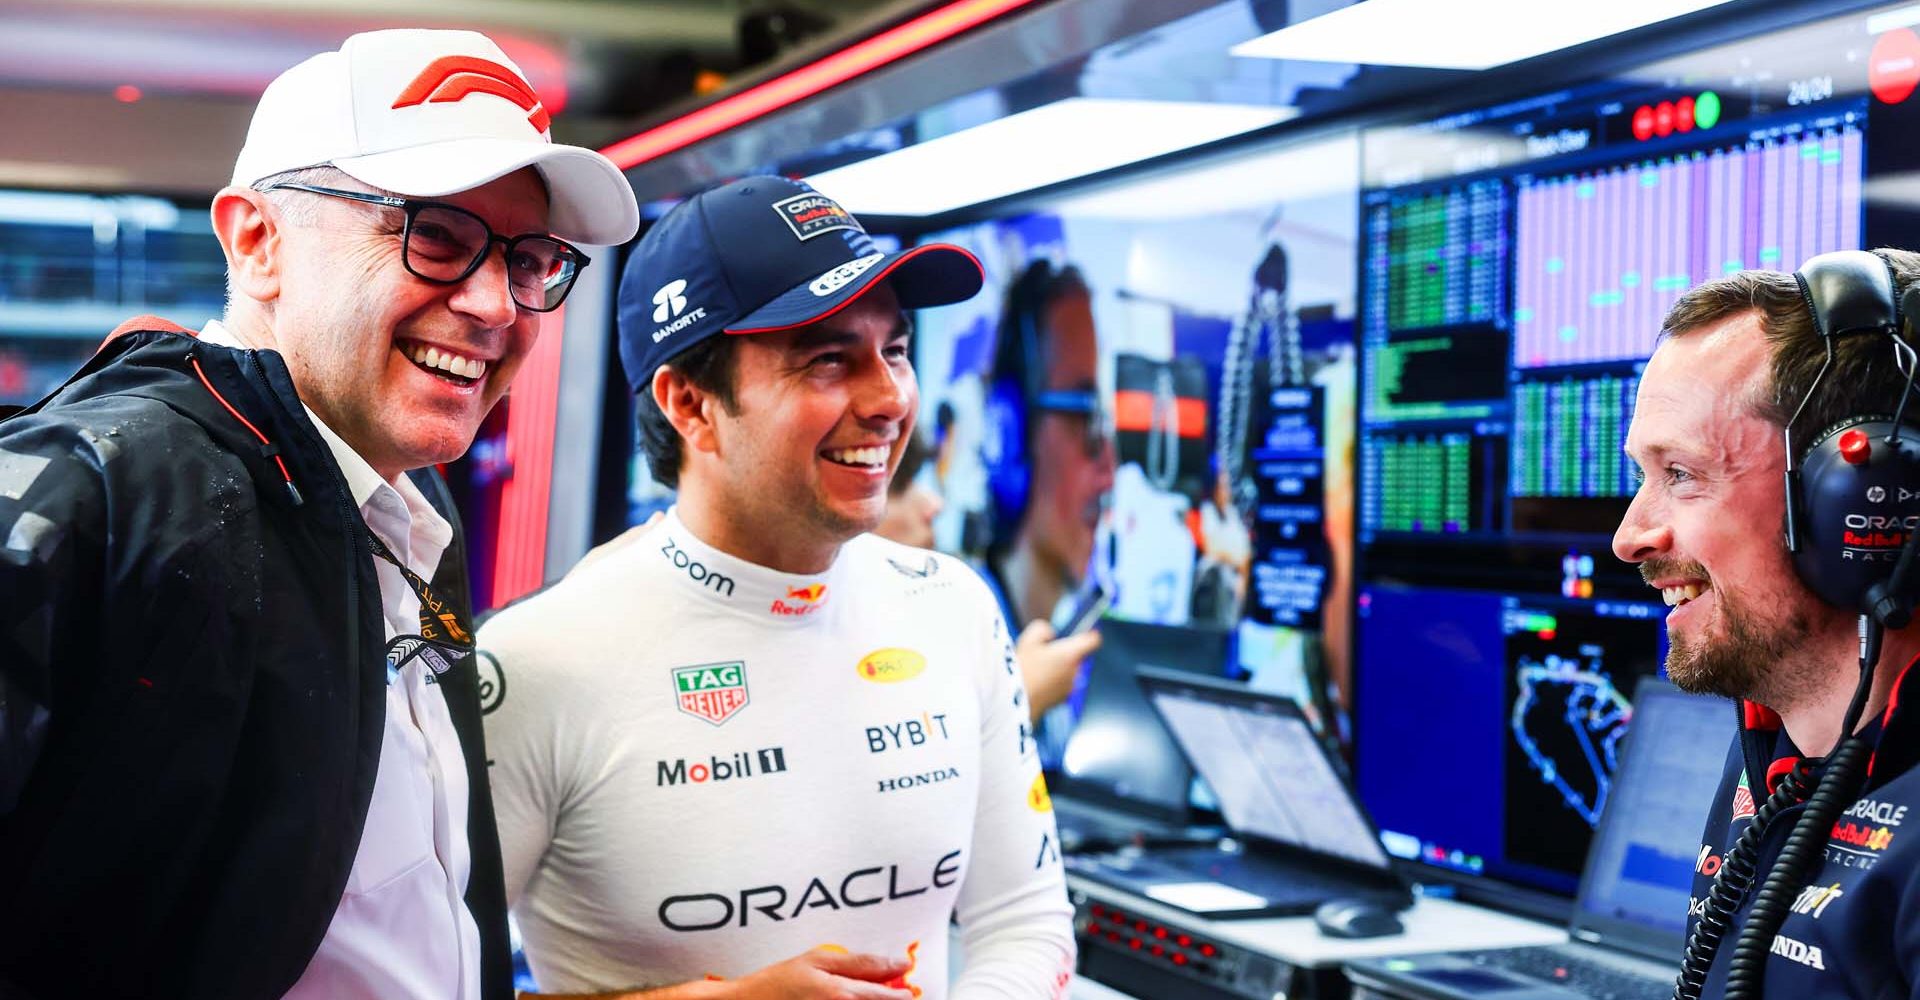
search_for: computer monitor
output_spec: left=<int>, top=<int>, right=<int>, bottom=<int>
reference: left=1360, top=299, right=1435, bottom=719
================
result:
left=1573, top=679, right=1731, bottom=957
left=1139, top=667, right=1394, bottom=875
left=1357, top=586, right=1668, bottom=896
left=1352, top=2, right=1900, bottom=904
left=1052, top=619, right=1232, bottom=819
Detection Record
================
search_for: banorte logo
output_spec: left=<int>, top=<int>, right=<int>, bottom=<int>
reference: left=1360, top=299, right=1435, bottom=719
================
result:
left=770, top=582, right=828, bottom=617
left=391, top=55, right=551, bottom=132
left=857, top=648, right=927, bottom=684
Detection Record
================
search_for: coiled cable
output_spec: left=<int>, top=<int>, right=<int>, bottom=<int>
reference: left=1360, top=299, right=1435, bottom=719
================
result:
left=1670, top=760, right=1813, bottom=1000
left=1721, top=652, right=1878, bottom=1000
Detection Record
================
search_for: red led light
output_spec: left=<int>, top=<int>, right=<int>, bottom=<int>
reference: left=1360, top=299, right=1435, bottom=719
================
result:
left=1130, top=938, right=1142, bottom=950
left=1654, top=100, right=1675, bottom=137
left=1154, top=927, right=1167, bottom=940
left=1151, top=945, right=1165, bottom=957
left=1872, top=28, right=1920, bottom=105
left=114, top=84, right=142, bottom=104
left=1109, top=910, right=1126, bottom=923
left=1106, top=931, right=1120, bottom=942
left=1090, top=905, right=1105, bottom=918
left=1173, top=953, right=1189, bottom=966
left=1675, top=95, right=1696, bottom=132
left=1201, top=944, right=1217, bottom=957
left=1632, top=105, right=1655, bottom=141
left=1134, top=921, right=1147, bottom=932
left=1177, top=935, right=1192, bottom=947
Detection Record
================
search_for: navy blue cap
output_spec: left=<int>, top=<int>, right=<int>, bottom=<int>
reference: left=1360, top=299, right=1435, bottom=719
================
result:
left=617, top=175, right=984, bottom=394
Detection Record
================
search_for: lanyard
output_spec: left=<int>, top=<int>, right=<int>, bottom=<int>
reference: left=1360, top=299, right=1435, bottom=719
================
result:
left=367, top=531, right=474, bottom=648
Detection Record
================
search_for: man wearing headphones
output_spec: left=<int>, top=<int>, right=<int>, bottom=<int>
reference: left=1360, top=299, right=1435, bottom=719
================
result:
left=982, top=262, right=1116, bottom=634
left=479, top=177, right=1074, bottom=999
left=1613, top=249, right=1920, bottom=998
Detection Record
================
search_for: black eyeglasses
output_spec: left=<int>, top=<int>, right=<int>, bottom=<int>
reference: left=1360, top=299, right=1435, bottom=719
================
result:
left=261, top=182, right=590, bottom=313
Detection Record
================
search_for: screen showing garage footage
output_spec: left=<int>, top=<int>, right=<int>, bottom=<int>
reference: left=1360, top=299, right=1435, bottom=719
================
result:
left=909, top=135, right=1361, bottom=746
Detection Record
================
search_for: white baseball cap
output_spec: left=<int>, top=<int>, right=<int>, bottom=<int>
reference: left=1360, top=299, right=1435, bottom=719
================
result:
left=230, top=29, right=639, bottom=246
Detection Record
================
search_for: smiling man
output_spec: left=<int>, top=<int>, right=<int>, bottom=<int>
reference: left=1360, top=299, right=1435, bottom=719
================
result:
left=479, top=177, right=1074, bottom=1000
left=0, top=30, right=637, bottom=1000
left=1613, top=250, right=1920, bottom=999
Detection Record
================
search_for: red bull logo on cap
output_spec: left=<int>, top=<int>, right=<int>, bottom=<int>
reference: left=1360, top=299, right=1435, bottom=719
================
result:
left=772, top=192, right=857, bottom=241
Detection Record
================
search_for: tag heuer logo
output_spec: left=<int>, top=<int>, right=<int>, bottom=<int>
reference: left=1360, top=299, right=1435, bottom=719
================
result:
left=673, top=661, right=749, bottom=726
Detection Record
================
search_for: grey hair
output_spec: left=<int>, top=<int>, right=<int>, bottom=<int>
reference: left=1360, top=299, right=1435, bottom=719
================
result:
left=249, top=164, right=360, bottom=224
left=224, top=165, right=391, bottom=311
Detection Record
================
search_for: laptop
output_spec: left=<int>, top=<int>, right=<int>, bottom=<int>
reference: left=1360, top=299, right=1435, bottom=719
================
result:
left=1048, top=621, right=1231, bottom=853
left=1068, top=668, right=1412, bottom=918
left=1345, top=680, right=1727, bottom=1000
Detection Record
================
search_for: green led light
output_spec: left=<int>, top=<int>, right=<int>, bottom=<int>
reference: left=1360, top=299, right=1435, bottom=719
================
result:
left=1695, top=90, right=1722, bottom=130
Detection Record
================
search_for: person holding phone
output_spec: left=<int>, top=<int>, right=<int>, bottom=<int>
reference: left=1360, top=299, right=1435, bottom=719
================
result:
left=878, top=433, right=1103, bottom=723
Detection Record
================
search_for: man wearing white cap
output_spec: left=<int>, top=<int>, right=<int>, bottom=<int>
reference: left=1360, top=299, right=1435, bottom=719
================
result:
left=0, top=29, right=636, bottom=1000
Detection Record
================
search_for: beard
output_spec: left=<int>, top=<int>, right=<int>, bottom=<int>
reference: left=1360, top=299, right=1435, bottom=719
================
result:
left=1647, top=558, right=1822, bottom=704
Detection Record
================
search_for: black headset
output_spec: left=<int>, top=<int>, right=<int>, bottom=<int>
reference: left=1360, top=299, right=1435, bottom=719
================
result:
left=1676, top=249, right=1920, bottom=1000
left=1784, top=249, right=1920, bottom=622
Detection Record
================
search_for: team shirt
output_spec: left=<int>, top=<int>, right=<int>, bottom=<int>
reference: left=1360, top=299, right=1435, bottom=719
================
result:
left=480, top=509, right=1074, bottom=998
left=1687, top=669, right=1920, bottom=999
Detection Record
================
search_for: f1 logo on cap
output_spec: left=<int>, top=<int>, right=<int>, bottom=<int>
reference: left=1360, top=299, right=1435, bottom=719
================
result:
left=392, top=55, right=551, bottom=133
left=652, top=279, right=690, bottom=323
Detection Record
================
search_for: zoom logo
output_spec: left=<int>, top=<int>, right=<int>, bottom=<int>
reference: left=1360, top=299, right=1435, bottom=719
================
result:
left=661, top=537, right=735, bottom=597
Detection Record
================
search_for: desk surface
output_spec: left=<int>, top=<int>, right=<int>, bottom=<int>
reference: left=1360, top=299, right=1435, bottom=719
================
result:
left=1069, top=874, right=1568, bottom=967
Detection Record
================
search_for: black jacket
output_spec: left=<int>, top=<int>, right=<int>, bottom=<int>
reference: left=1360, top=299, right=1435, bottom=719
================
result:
left=0, top=320, right=511, bottom=999
left=1689, top=659, right=1920, bottom=999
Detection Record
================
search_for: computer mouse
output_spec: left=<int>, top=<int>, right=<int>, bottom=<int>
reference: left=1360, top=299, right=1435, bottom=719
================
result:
left=1313, top=897, right=1404, bottom=939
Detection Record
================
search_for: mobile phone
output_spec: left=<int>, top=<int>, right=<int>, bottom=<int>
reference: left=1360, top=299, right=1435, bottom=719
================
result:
left=1056, top=576, right=1113, bottom=637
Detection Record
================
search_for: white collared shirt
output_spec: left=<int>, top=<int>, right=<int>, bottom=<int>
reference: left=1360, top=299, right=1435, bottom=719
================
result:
left=200, top=321, right=481, bottom=1000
